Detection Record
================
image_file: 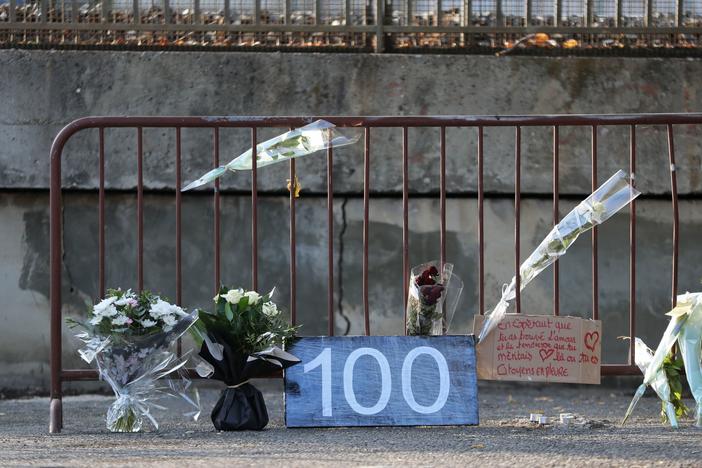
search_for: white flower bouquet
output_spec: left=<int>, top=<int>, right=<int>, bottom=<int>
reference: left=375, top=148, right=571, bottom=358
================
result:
left=623, top=292, right=702, bottom=427
left=68, top=289, right=200, bottom=432
left=478, top=170, right=640, bottom=343
left=191, top=286, right=300, bottom=431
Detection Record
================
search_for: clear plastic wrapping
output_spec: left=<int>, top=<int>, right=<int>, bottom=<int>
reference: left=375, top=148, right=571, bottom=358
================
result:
left=633, top=338, right=678, bottom=428
left=182, top=120, right=360, bottom=191
left=676, top=293, right=702, bottom=427
left=405, top=262, right=463, bottom=336
left=622, top=292, right=702, bottom=427
left=478, top=170, right=640, bottom=343
left=71, top=290, right=200, bottom=432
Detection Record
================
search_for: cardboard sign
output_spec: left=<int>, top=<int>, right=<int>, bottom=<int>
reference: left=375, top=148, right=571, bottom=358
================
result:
left=473, top=314, right=601, bottom=384
left=284, top=336, right=478, bottom=427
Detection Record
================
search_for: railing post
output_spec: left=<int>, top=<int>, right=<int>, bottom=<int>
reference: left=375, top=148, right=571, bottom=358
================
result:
left=526, top=0, right=532, bottom=25
left=132, top=0, right=139, bottom=24
left=556, top=0, right=562, bottom=26
left=437, top=0, right=442, bottom=26
left=375, top=0, right=384, bottom=52
left=406, top=0, right=412, bottom=25
left=496, top=0, right=503, bottom=25
left=41, top=0, right=48, bottom=23
left=8, top=0, right=15, bottom=22
left=616, top=0, right=623, bottom=26
left=345, top=0, right=351, bottom=25
left=586, top=0, right=592, bottom=26
left=646, top=0, right=653, bottom=26
left=163, top=0, right=170, bottom=24
left=315, top=0, right=321, bottom=24
left=194, top=0, right=201, bottom=24
left=676, top=0, right=683, bottom=26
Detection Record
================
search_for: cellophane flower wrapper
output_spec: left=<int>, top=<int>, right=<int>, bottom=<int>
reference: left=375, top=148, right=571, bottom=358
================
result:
left=622, top=293, right=699, bottom=426
left=182, top=119, right=360, bottom=191
left=197, top=331, right=300, bottom=431
left=633, top=338, right=678, bottom=427
left=76, top=312, right=201, bottom=432
left=478, top=170, right=640, bottom=343
left=405, top=261, right=463, bottom=336
left=676, top=293, right=702, bottom=427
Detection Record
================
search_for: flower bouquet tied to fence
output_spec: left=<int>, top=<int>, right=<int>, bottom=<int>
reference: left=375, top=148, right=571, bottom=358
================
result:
left=478, top=170, right=640, bottom=343
left=192, top=286, right=300, bottom=431
left=623, top=292, right=702, bottom=427
left=182, top=119, right=360, bottom=191
left=406, top=262, right=463, bottom=336
left=67, top=289, right=200, bottom=432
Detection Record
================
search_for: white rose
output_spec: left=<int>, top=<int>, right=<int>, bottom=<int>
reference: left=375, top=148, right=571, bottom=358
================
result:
left=140, top=318, right=157, bottom=327
left=224, top=288, right=244, bottom=304
left=262, top=301, right=278, bottom=317
left=111, top=314, right=130, bottom=326
left=244, top=291, right=261, bottom=305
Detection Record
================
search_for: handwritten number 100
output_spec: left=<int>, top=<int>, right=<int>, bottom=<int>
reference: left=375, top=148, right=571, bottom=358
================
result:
left=303, top=346, right=450, bottom=417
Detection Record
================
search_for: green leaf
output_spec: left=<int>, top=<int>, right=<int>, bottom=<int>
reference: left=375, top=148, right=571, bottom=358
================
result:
left=224, top=303, right=234, bottom=321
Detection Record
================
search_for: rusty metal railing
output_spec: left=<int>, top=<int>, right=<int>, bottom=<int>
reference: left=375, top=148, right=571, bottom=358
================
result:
left=49, top=113, right=702, bottom=433
left=3, top=0, right=702, bottom=52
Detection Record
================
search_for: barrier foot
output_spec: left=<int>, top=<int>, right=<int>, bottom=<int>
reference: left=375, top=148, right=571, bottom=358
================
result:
left=49, top=397, right=62, bottom=434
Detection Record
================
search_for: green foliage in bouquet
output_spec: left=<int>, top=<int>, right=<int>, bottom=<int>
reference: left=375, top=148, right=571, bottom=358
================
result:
left=661, top=352, right=690, bottom=423
left=191, top=287, right=298, bottom=355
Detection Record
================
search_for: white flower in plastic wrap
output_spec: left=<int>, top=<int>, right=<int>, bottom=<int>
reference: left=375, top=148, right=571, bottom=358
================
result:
left=89, top=315, right=104, bottom=326
left=112, top=314, right=131, bottom=326
left=224, top=288, right=244, bottom=304
left=172, top=304, right=188, bottom=317
left=245, top=291, right=261, bottom=305
left=140, top=318, right=157, bottom=328
left=161, top=314, right=177, bottom=327
left=149, top=299, right=174, bottom=318
left=114, top=290, right=136, bottom=307
left=262, top=301, right=278, bottom=317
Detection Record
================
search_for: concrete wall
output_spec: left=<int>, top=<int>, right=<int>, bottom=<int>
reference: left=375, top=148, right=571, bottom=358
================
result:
left=1, top=49, right=702, bottom=391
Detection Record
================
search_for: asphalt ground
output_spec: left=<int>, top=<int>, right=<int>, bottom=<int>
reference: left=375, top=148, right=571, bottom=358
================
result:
left=1, top=381, right=701, bottom=467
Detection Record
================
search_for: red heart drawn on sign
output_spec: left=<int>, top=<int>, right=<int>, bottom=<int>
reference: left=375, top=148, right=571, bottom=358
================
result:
left=584, top=331, right=600, bottom=352
left=539, top=349, right=555, bottom=362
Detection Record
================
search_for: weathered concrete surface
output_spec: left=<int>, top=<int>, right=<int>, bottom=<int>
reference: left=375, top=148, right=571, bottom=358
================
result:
left=1, top=383, right=701, bottom=466
left=2, top=50, right=702, bottom=391
left=3, top=189, right=702, bottom=390
left=1, top=50, right=702, bottom=195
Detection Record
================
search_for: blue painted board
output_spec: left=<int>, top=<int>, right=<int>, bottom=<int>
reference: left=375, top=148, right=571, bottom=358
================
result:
left=284, top=335, right=478, bottom=427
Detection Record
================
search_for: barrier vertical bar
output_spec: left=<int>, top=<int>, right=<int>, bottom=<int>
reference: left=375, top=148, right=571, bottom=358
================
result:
left=629, top=125, right=637, bottom=365
left=592, top=125, right=599, bottom=320
left=99, top=128, right=105, bottom=298
left=440, top=126, right=447, bottom=333
left=363, top=127, right=370, bottom=335
left=553, top=125, right=559, bottom=316
left=137, top=127, right=144, bottom=292
left=327, top=142, right=335, bottom=336
left=289, top=155, right=297, bottom=327
left=667, top=124, right=679, bottom=307
left=515, top=126, right=521, bottom=314
left=251, top=127, right=258, bottom=291
left=478, top=126, right=484, bottom=315
left=214, top=127, right=221, bottom=290
left=402, top=127, right=409, bottom=327
left=175, top=128, right=182, bottom=356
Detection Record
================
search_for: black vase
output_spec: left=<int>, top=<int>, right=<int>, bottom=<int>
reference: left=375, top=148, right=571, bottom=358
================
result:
left=211, top=383, right=269, bottom=431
